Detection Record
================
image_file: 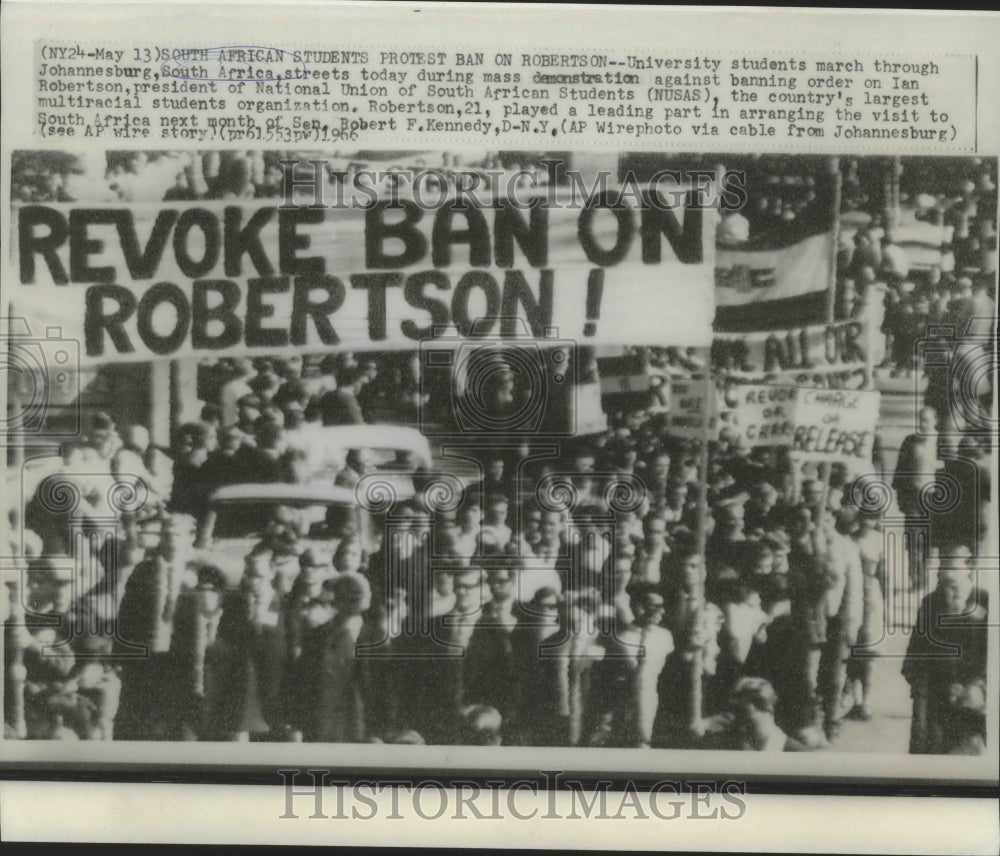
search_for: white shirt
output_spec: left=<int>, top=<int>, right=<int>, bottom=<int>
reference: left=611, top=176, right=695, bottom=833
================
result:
left=431, top=591, right=457, bottom=618
left=219, top=377, right=252, bottom=428
left=480, top=523, right=512, bottom=550
left=621, top=623, right=674, bottom=742
left=724, top=600, right=769, bottom=664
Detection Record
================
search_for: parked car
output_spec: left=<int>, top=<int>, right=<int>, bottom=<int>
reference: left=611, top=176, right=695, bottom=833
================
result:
left=195, top=482, right=402, bottom=587
left=309, top=424, right=433, bottom=477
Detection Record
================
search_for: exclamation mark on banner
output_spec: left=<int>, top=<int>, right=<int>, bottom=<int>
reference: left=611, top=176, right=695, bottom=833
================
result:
left=584, top=269, right=604, bottom=337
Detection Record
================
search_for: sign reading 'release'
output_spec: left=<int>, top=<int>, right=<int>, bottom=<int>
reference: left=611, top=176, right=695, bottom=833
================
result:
left=790, top=387, right=880, bottom=462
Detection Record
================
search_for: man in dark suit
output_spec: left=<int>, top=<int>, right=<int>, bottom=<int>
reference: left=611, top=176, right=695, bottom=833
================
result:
left=902, top=558, right=988, bottom=754
left=114, top=513, right=201, bottom=740
left=508, top=586, right=564, bottom=746
left=356, top=584, right=409, bottom=742
left=404, top=563, right=482, bottom=744
left=206, top=550, right=291, bottom=741
left=314, top=363, right=365, bottom=426
left=893, top=406, right=943, bottom=591
left=295, top=572, right=371, bottom=743
left=464, top=566, right=519, bottom=729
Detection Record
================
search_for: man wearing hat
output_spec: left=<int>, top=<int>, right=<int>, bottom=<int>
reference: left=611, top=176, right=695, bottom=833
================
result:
left=168, top=564, right=227, bottom=740
left=114, top=512, right=201, bottom=740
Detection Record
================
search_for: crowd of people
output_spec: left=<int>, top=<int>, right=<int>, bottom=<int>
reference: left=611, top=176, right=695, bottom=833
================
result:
left=5, top=340, right=990, bottom=754
left=4, top=153, right=993, bottom=755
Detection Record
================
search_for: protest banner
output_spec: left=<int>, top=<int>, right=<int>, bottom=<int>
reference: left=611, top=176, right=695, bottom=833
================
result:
left=714, top=230, right=835, bottom=331
left=715, top=231, right=834, bottom=307
left=595, top=351, right=665, bottom=412
left=12, top=187, right=716, bottom=364
left=668, top=375, right=717, bottom=439
left=789, top=386, right=881, bottom=464
left=712, top=317, right=866, bottom=374
left=597, top=353, right=651, bottom=396
left=710, top=308, right=885, bottom=388
left=720, top=382, right=879, bottom=463
left=719, top=382, right=798, bottom=448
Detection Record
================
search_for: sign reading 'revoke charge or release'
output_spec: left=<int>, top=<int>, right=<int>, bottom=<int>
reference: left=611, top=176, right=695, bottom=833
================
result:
left=13, top=186, right=715, bottom=364
left=722, top=383, right=880, bottom=462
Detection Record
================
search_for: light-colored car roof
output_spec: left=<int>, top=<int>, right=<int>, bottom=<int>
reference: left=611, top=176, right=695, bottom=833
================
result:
left=208, top=483, right=362, bottom=504
left=319, top=424, right=431, bottom=463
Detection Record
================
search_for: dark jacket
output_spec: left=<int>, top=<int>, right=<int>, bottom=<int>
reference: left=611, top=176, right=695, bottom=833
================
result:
left=207, top=589, right=290, bottom=737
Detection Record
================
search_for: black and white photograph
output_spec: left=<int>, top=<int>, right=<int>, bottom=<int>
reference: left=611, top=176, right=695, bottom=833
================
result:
left=5, top=146, right=994, bottom=759
left=1, top=4, right=997, bottom=852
